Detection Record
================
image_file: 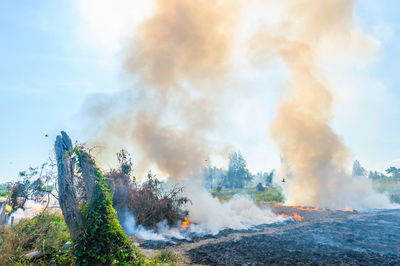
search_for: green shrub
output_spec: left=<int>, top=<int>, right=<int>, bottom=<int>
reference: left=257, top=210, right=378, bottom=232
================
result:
left=252, top=188, right=284, bottom=203
left=0, top=211, right=71, bottom=265
left=149, top=250, right=177, bottom=265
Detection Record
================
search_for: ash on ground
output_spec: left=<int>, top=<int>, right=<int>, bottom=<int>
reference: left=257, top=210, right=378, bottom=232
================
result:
left=140, top=205, right=400, bottom=265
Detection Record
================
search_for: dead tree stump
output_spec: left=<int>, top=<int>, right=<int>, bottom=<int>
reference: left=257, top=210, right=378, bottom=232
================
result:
left=0, top=201, right=7, bottom=225
left=54, top=131, right=83, bottom=242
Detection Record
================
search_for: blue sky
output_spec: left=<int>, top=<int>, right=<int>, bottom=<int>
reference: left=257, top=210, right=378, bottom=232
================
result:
left=0, top=0, right=399, bottom=182
left=0, top=0, right=117, bottom=181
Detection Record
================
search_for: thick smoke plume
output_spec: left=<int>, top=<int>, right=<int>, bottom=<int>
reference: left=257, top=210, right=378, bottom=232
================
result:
left=84, top=0, right=396, bottom=214
left=125, top=0, right=237, bottom=91
left=87, top=0, right=238, bottom=179
left=84, top=0, right=287, bottom=235
left=249, top=0, right=394, bottom=209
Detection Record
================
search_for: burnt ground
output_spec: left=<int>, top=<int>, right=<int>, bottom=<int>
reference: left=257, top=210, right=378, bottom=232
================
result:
left=140, top=205, right=400, bottom=265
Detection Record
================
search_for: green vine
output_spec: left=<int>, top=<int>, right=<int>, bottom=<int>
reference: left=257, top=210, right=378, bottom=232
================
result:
left=73, top=148, right=144, bottom=265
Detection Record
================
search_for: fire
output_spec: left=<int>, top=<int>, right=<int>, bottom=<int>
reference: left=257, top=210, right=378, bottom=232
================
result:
left=293, top=212, right=304, bottom=222
left=277, top=213, right=303, bottom=222
left=291, top=206, right=327, bottom=212
left=345, top=207, right=354, bottom=212
left=277, top=213, right=292, bottom=219
left=182, top=217, right=190, bottom=229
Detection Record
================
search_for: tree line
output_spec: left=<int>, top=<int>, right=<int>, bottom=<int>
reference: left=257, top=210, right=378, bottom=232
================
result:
left=203, top=151, right=275, bottom=190
left=352, top=160, right=400, bottom=182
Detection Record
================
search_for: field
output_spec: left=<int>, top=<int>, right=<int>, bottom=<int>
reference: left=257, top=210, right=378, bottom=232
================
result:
left=211, top=186, right=284, bottom=203
left=1, top=180, right=399, bottom=265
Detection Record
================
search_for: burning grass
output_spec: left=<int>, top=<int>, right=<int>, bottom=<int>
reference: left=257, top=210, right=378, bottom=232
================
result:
left=277, top=212, right=304, bottom=222
left=291, top=206, right=328, bottom=212
left=182, top=217, right=190, bottom=229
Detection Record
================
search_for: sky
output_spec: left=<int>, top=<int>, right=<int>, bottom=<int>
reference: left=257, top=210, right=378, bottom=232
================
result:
left=0, top=0, right=399, bottom=183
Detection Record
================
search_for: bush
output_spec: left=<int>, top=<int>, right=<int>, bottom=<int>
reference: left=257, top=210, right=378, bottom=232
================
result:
left=252, top=188, right=284, bottom=203
left=106, top=150, right=189, bottom=231
left=128, top=174, right=189, bottom=230
left=256, top=183, right=265, bottom=192
left=151, top=250, right=177, bottom=265
left=0, top=211, right=71, bottom=265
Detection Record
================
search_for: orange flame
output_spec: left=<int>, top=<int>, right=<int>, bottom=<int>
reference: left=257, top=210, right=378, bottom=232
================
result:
left=277, top=212, right=304, bottom=222
left=277, top=213, right=292, bottom=219
left=291, top=206, right=327, bottom=212
left=345, top=207, right=354, bottom=212
left=293, top=212, right=304, bottom=222
left=182, top=217, right=190, bottom=228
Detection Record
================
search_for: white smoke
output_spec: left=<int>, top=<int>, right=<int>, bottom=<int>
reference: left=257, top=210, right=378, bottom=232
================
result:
left=182, top=178, right=285, bottom=235
left=8, top=195, right=61, bottom=224
left=122, top=177, right=286, bottom=240
left=249, top=0, right=398, bottom=210
left=123, top=212, right=187, bottom=242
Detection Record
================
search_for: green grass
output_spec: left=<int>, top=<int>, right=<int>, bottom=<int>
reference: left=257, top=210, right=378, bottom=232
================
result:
left=0, top=211, right=73, bottom=265
left=249, top=188, right=284, bottom=203
left=0, top=210, right=179, bottom=265
left=211, top=186, right=284, bottom=203
left=148, top=249, right=178, bottom=265
left=0, top=189, right=9, bottom=198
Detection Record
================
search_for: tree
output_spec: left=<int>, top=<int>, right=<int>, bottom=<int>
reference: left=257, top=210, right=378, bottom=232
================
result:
left=223, top=151, right=252, bottom=189
left=386, top=167, right=400, bottom=181
left=256, top=182, right=265, bottom=192
left=265, top=170, right=274, bottom=186
left=7, top=163, right=55, bottom=212
left=202, top=166, right=226, bottom=190
left=252, top=171, right=274, bottom=188
left=368, top=167, right=400, bottom=182
left=368, top=170, right=388, bottom=181
left=352, top=160, right=366, bottom=177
